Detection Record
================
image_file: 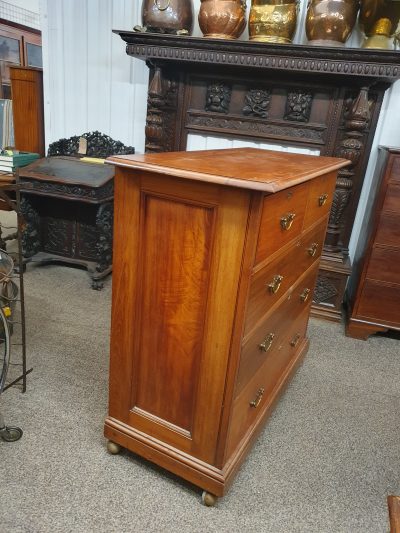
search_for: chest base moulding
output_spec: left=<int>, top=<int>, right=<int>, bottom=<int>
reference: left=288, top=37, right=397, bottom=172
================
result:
left=115, top=32, right=400, bottom=321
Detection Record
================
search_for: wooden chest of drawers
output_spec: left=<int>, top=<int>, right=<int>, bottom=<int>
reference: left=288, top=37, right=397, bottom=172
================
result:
left=346, top=147, right=400, bottom=340
left=104, top=148, right=348, bottom=504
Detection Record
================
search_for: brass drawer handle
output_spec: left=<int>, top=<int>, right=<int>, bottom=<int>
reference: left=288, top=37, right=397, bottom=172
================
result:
left=290, top=334, right=301, bottom=347
left=259, top=333, right=275, bottom=352
left=307, top=242, right=318, bottom=257
left=300, top=288, right=311, bottom=302
left=267, top=275, right=283, bottom=294
left=280, top=212, right=296, bottom=231
left=318, top=193, right=328, bottom=206
left=250, top=387, right=265, bottom=408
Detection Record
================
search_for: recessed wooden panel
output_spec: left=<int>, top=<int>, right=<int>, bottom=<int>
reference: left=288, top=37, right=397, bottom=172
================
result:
left=135, top=195, right=214, bottom=432
left=375, top=212, right=400, bottom=247
left=255, top=182, right=309, bottom=266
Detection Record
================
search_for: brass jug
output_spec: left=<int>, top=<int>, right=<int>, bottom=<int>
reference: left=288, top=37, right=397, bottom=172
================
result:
left=249, top=0, right=299, bottom=43
left=306, top=0, right=360, bottom=46
left=198, top=0, right=247, bottom=39
left=141, top=0, right=194, bottom=35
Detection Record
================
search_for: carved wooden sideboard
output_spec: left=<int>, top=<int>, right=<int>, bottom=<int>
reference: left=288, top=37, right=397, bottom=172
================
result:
left=104, top=148, right=348, bottom=504
left=115, top=32, right=400, bottom=321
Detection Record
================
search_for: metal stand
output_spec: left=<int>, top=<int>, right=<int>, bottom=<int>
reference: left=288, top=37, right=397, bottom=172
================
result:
left=0, top=169, right=31, bottom=394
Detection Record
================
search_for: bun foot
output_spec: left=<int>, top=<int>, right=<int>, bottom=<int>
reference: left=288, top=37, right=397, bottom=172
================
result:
left=201, top=490, right=217, bottom=507
left=107, top=440, right=121, bottom=455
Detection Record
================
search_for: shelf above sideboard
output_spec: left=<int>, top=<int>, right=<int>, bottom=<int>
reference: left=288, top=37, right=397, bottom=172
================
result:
left=114, top=31, right=400, bottom=83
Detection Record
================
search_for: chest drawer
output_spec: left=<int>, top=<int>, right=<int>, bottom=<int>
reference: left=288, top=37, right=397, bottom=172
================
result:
left=238, top=263, right=318, bottom=395
left=389, top=155, right=400, bottom=183
left=366, top=246, right=400, bottom=286
left=303, top=172, right=336, bottom=229
left=228, top=307, right=310, bottom=458
left=246, top=221, right=327, bottom=333
left=357, top=279, right=400, bottom=326
left=375, top=212, right=400, bottom=247
left=382, top=183, right=400, bottom=213
left=255, top=182, right=309, bottom=266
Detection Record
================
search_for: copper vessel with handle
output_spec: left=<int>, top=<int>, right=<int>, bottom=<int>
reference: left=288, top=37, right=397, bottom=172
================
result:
left=306, top=0, right=360, bottom=46
left=141, top=0, right=194, bottom=35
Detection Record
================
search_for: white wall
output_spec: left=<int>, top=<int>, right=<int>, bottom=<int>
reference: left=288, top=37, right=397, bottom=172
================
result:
left=40, top=0, right=400, bottom=257
left=8, top=0, right=39, bottom=12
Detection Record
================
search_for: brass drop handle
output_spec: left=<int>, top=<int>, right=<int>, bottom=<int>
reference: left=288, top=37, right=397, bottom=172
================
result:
left=259, top=333, right=275, bottom=352
left=267, top=275, right=283, bottom=294
left=250, top=387, right=265, bottom=408
left=319, top=193, right=328, bottom=206
left=280, top=212, right=296, bottom=231
left=290, top=334, right=301, bottom=347
left=300, top=288, right=311, bottom=302
left=307, top=242, right=318, bottom=257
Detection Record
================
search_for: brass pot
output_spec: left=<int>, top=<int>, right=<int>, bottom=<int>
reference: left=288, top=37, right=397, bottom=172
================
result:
left=249, top=0, right=299, bottom=43
left=141, top=0, right=194, bottom=35
left=306, top=0, right=360, bottom=46
left=359, top=0, right=400, bottom=49
left=198, top=0, right=247, bottom=39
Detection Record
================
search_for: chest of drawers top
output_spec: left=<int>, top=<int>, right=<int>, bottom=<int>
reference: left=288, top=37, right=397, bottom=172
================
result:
left=108, top=147, right=348, bottom=193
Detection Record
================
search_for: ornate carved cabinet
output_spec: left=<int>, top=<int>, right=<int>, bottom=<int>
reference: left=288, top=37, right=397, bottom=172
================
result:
left=114, top=31, right=400, bottom=321
left=19, top=157, right=115, bottom=289
left=105, top=148, right=348, bottom=504
left=346, top=147, right=400, bottom=340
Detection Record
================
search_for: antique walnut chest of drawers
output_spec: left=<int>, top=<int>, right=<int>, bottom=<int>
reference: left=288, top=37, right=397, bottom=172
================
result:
left=346, top=147, right=400, bottom=340
left=105, top=148, right=348, bottom=505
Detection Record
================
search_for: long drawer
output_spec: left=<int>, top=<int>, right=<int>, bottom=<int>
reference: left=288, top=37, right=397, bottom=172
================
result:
left=227, top=307, right=310, bottom=459
left=382, top=183, right=400, bottom=212
left=245, top=220, right=326, bottom=333
left=237, top=263, right=318, bottom=396
left=357, top=279, right=400, bottom=326
left=366, top=245, right=400, bottom=286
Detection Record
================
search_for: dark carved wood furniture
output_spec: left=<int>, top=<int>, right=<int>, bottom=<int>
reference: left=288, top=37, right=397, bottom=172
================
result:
left=346, top=147, right=400, bottom=340
left=10, top=66, right=44, bottom=156
left=104, top=148, right=348, bottom=504
left=114, top=31, right=400, bottom=321
left=19, top=132, right=135, bottom=289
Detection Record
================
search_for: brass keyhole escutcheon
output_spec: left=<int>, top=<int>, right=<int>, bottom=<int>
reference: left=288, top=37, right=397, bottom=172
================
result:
left=290, top=334, right=301, bottom=347
left=280, top=212, right=296, bottom=231
left=155, top=0, right=170, bottom=10
left=318, top=193, right=328, bottom=206
left=308, top=242, right=318, bottom=257
left=250, top=387, right=265, bottom=408
left=300, top=288, right=311, bottom=302
left=259, top=333, right=275, bottom=352
left=267, top=275, right=283, bottom=294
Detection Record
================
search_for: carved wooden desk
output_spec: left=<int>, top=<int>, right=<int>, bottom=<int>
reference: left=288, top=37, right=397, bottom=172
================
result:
left=19, top=156, right=114, bottom=289
left=104, top=148, right=348, bottom=504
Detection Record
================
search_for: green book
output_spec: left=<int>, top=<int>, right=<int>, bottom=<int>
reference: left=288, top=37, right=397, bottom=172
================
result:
left=0, top=151, right=40, bottom=170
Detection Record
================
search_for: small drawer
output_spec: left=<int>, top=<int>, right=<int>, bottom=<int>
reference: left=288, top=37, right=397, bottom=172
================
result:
left=246, top=222, right=326, bottom=333
left=303, top=172, right=336, bottom=229
left=375, top=212, right=400, bottom=247
left=389, top=155, right=400, bottom=183
left=382, top=183, right=400, bottom=213
left=238, top=263, right=319, bottom=394
left=228, top=308, right=310, bottom=458
left=366, top=246, right=400, bottom=286
left=357, top=280, right=400, bottom=326
left=255, top=182, right=309, bottom=266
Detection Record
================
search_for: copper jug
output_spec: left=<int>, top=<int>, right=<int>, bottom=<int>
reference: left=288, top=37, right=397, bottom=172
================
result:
left=306, top=0, right=360, bottom=46
left=141, top=0, right=194, bottom=35
left=198, top=0, right=247, bottom=39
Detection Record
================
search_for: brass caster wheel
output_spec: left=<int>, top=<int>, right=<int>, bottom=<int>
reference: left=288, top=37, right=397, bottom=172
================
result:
left=106, top=440, right=121, bottom=455
left=0, top=426, right=23, bottom=442
left=201, top=491, right=217, bottom=507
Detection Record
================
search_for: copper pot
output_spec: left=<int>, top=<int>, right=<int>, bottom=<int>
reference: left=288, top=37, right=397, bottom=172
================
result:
left=142, top=0, right=194, bottom=35
left=306, top=0, right=360, bottom=46
left=198, top=0, right=247, bottom=39
left=249, top=0, right=299, bottom=43
left=359, top=0, right=400, bottom=49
